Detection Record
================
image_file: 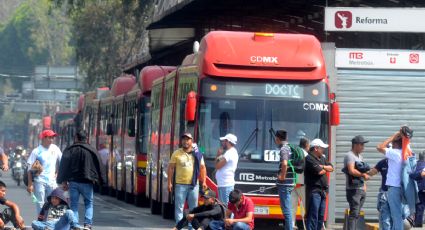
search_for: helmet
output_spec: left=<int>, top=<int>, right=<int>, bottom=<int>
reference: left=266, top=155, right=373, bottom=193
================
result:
left=15, top=146, right=24, bottom=152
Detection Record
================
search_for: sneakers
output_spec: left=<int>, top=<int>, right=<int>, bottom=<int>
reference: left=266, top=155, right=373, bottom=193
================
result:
left=71, top=225, right=91, bottom=230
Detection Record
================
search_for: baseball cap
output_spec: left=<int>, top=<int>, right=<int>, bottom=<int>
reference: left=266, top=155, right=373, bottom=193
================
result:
left=351, top=135, right=369, bottom=144
left=181, top=132, right=193, bottom=139
left=201, top=189, right=216, bottom=199
left=219, top=133, right=237, bottom=145
left=310, top=139, right=329, bottom=148
left=39, top=130, right=57, bottom=139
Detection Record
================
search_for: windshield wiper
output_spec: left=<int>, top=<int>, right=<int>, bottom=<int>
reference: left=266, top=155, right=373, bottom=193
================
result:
left=239, top=128, right=259, bottom=156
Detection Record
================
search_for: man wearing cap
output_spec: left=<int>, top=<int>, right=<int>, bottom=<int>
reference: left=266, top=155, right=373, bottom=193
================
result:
left=377, top=131, right=405, bottom=230
left=173, top=189, right=224, bottom=230
left=215, top=133, right=238, bottom=206
left=343, top=135, right=370, bottom=230
left=27, top=129, right=62, bottom=214
left=274, top=129, right=295, bottom=230
left=304, top=139, right=333, bottom=230
left=168, top=132, right=207, bottom=224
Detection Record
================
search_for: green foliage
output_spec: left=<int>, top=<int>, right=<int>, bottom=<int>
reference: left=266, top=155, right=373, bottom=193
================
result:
left=50, top=0, right=154, bottom=90
left=0, top=0, right=74, bottom=75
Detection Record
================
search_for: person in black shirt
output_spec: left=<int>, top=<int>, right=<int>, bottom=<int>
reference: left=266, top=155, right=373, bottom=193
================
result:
left=368, top=159, right=390, bottom=230
left=173, top=189, right=224, bottom=230
left=304, top=139, right=333, bottom=230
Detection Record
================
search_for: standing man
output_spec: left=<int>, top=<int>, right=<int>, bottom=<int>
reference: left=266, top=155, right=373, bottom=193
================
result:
left=275, top=129, right=295, bottom=230
left=304, top=139, right=333, bottom=230
left=368, top=158, right=391, bottom=230
left=168, top=132, right=207, bottom=224
left=0, top=146, right=8, bottom=171
left=343, top=135, right=370, bottom=230
left=215, top=133, right=238, bottom=206
left=377, top=131, right=404, bottom=230
left=27, top=129, right=62, bottom=214
left=57, top=129, right=105, bottom=230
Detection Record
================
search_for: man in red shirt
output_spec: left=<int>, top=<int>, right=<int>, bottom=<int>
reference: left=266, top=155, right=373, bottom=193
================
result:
left=209, top=189, right=254, bottom=230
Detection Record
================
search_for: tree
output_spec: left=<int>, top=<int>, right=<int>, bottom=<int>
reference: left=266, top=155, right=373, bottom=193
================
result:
left=0, top=0, right=74, bottom=76
left=51, top=0, right=154, bottom=89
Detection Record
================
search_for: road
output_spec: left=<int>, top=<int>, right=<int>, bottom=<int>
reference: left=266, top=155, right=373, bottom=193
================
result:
left=1, top=171, right=421, bottom=230
left=0, top=171, right=173, bottom=229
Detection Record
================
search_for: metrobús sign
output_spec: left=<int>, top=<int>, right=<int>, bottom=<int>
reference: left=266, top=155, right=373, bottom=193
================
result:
left=335, top=49, right=425, bottom=70
left=325, top=7, right=425, bottom=32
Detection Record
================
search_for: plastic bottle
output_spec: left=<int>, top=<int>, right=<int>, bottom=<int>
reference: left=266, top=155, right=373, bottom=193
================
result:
left=31, top=192, right=38, bottom=203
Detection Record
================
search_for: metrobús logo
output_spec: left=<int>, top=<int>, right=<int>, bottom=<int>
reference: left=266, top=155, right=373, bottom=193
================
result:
left=335, top=11, right=352, bottom=29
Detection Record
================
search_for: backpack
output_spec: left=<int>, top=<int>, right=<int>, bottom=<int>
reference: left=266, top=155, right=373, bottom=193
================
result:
left=287, top=144, right=305, bottom=174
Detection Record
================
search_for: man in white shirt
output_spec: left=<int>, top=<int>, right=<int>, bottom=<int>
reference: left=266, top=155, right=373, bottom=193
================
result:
left=215, top=133, right=238, bottom=206
left=377, top=131, right=403, bottom=230
left=27, top=130, right=62, bottom=214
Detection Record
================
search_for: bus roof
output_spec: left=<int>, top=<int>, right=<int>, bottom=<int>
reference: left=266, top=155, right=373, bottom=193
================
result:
left=139, top=66, right=176, bottom=94
left=111, top=74, right=137, bottom=97
left=197, top=31, right=326, bottom=80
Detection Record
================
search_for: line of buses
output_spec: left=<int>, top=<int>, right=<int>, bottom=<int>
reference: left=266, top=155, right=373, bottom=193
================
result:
left=55, top=31, right=340, bottom=223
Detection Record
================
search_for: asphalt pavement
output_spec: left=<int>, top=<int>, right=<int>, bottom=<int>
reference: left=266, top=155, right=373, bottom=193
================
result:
left=0, top=171, right=174, bottom=229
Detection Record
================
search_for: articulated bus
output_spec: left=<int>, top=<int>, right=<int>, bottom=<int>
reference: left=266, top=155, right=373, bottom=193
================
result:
left=146, top=31, right=340, bottom=221
left=82, top=68, right=175, bottom=206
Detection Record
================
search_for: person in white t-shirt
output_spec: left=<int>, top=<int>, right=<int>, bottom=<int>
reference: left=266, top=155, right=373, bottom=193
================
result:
left=377, top=131, right=403, bottom=230
left=215, top=133, right=238, bottom=206
left=27, top=130, right=62, bottom=214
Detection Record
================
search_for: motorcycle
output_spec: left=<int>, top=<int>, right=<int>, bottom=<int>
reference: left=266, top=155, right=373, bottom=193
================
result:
left=11, top=153, right=25, bottom=186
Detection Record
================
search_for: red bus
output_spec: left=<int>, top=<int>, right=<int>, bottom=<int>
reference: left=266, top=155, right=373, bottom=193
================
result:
left=146, top=31, right=339, bottom=221
left=83, top=69, right=174, bottom=206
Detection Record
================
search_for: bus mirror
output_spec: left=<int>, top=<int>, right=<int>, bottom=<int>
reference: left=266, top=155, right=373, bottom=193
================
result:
left=106, top=123, right=113, bottom=135
left=330, top=102, right=340, bottom=126
left=128, top=118, right=136, bottom=137
left=185, top=91, right=197, bottom=122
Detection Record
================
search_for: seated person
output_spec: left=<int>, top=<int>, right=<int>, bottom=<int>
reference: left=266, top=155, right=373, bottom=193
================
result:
left=173, top=189, right=224, bottom=230
left=0, top=180, right=25, bottom=229
left=31, top=188, right=83, bottom=230
left=209, top=189, right=254, bottom=230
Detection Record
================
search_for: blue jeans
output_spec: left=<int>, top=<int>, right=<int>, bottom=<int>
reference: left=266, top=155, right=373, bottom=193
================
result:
left=377, top=191, right=391, bottom=230
left=306, top=191, right=326, bottom=230
left=31, top=209, right=79, bottom=230
left=415, top=191, right=425, bottom=227
left=209, top=220, right=251, bottom=230
left=174, top=184, right=199, bottom=223
left=277, top=185, right=294, bottom=230
left=218, top=186, right=234, bottom=207
left=69, top=182, right=94, bottom=225
left=33, top=181, right=56, bottom=214
left=387, top=186, right=403, bottom=230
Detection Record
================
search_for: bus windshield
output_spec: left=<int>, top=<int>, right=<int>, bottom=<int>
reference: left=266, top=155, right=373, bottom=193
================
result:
left=197, top=78, right=329, bottom=163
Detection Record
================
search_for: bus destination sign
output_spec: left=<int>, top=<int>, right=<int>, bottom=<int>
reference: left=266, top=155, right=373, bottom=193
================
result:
left=225, top=83, right=303, bottom=99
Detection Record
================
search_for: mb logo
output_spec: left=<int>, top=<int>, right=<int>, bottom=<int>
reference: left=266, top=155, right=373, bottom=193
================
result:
left=239, top=173, right=255, bottom=181
left=335, top=11, right=352, bottom=29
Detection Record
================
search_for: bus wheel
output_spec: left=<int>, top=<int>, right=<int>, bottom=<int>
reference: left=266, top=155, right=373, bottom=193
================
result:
left=124, top=192, right=134, bottom=204
left=150, top=198, right=161, bottom=215
left=135, top=194, right=149, bottom=207
left=161, top=201, right=174, bottom=219
left=117, top=190, right=125, bottom=200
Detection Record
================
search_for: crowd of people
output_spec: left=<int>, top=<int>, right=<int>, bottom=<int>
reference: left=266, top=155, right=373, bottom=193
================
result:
left=0, top=129, right=104, bottom=230
left=168, top=126, right=425, bottom=230
left=0, top=125, right=424, bottom=230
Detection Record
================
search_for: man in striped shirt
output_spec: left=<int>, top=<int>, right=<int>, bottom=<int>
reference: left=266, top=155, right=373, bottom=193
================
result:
left=275, top=129, right=295, bottom=230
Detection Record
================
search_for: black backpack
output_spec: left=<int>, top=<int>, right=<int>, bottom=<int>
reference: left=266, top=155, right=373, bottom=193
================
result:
left=288, top=144, right=305, bottom=174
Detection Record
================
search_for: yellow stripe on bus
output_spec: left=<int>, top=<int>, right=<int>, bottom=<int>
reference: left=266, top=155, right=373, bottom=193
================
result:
left=268, top=205, right=283, bottom=215
left=137, top=161, right=147, bottom=168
